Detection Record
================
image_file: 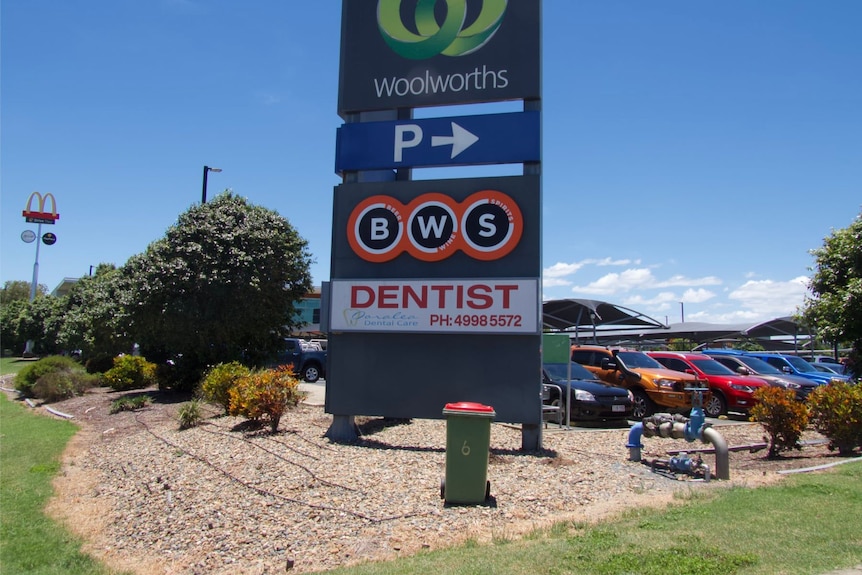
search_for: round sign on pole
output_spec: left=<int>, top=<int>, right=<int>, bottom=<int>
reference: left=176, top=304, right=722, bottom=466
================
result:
left=42, top=232, right=57, bottom=245
left=21, top=230, right=37, bottom=243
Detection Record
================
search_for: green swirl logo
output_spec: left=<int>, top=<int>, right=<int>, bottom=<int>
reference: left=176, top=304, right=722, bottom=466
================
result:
left=377, top=0, right=508, bottom=60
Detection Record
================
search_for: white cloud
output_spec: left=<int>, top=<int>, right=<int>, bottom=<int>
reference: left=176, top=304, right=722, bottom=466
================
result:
left=728, top=276, right=809, bottom=316
left=594, top=257, right=636, bottom=267
left=570, top=268, right=656, bottom=295
left=542, top=277, right=572, bottom=288
left=654, top=275, right=722, bottom=288
left=543, top=262, right=584, bottom=278
left=681, top=288, right=716, bottom=303
left=623, top=291, right=678, bottom=307
left=569, top=268, right=723, bottom=296
left=542, top=257, right=635, bottom=280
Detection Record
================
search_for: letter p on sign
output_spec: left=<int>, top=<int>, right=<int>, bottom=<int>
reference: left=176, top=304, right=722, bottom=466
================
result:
left=394, top=124, right=422, bottom=162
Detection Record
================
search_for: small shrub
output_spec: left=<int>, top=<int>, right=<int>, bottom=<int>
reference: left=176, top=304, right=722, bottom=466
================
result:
left=228, top=365, right=306, bottom=434
left=201, top=362, right=252, bottom=414
left=807, top=381, right=862, bottom=456
left=109, top=395, right=151, bottom=414
left=103, top=355, right=157, bottom=391
left=178, top=399, right=203, bottom=430
left=750, top=386, right=809, bottom=459
left=14, top=355, right=81, bottom=397
left=84, top=353, right=115, bottom=374
left=31, top=370, right=99, bottom=403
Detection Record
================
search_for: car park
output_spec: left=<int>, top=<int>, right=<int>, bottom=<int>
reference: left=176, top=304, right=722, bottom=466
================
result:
left=543, top=362, right=633, bottom=423
left=703, top=350, right=819, bottom=401
left=742, top=351, right=850, bottom=385
left=810, top=362, right=843, bottom=375
left=647, top=351, right=768, bottom=417
left=570, top=345, right=705, bottom=419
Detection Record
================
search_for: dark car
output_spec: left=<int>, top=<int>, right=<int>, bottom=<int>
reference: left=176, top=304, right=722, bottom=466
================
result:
left=648, top=352, right=768, bottom=418
left=543, top=362, right=633, bottom=423
left=703, top=350, right=819, bottom=401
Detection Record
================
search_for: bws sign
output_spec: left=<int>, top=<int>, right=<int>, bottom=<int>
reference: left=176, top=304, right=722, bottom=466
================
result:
left=338, top=0, right=540, bottom=116
left=347, top=189, right=523, bottom=262
left=331, top=175, right=540, bottom=279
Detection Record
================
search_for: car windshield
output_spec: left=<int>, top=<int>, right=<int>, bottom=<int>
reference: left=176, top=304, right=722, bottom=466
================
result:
left=544, top=362, right=595, bottom=381
left=690, top=358, right=736, bottom=376
left=615, top=351, right=663, bottom=370
left=737, top=356, right=782, bottom=374
left=785, top=356, right=817, bottom=373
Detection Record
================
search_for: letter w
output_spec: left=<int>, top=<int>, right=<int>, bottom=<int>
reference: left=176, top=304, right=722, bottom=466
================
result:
left=416, top=216, right=448, bottom=238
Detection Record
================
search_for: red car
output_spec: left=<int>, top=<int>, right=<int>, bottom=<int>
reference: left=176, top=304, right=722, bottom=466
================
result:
left=647, top=352, right=769, bottom=417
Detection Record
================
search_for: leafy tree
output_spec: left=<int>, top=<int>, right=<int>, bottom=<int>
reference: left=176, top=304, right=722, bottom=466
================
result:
left=16, top=294, right=67, bottom=356
left=0, top=299, right=28, bottom=354
left=0, top=281, right=48, bottom=354
left=802, top=211, right=862, bottom=378
left=57, top=264, right=132, bottom=362
left=125, top=192, right=313, bottom=388
left=0, top=280, right=47, bottom=304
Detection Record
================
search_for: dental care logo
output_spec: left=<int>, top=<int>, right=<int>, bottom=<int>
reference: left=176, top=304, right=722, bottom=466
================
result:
left=377, top=0, right=507, bottom=60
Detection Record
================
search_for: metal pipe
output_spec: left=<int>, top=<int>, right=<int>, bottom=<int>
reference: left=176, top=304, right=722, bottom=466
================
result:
left=701, top=426, right=729, bottom=480
left=626, top=422, right=644, bottom=462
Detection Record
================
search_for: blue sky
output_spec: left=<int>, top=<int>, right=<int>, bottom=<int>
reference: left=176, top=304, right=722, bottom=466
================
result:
left=2, top=1, right=860, bottom=327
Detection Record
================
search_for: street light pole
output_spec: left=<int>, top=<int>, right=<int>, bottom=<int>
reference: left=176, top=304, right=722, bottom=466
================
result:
left=679, top=301, right=685, bottom=323
left=202, top=165, right=222, bottom=203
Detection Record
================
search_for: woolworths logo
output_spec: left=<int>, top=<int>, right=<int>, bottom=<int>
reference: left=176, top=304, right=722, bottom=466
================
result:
left=377, top=0, right=507, bottom=60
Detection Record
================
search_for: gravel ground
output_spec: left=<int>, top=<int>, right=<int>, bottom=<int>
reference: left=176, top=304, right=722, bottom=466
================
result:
left=4, top=381, right=849, bottom=575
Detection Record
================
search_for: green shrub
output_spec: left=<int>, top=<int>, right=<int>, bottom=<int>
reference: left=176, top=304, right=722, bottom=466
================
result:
left=807, top=381, right=862, bottom=456
left=750, top=386, right=809, bottom=459
left=228, top=365, right=306, bottom=434
left=31, top=370, right=99, bottom=403
left=178, top=399, right=203, bottom=430
left=103, top=355, right=157, bottom=391
left=15, top=356, right=82, bottom=397
left=201, top=361, right=252, bottom=414
left=109, top=395, right=151, bottom=413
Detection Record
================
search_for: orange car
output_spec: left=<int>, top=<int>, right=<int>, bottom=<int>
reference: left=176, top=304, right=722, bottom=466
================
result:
left=570, top=345, right=708, bottom=418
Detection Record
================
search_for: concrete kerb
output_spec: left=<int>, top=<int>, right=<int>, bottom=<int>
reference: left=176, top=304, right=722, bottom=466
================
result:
left=298, top=381, right=325, bottom=406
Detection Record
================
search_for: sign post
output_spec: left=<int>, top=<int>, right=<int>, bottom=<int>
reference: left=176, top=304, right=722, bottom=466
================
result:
left=328, top=1, right=542, bottom=448
left=21, top=192, right=60, bottom=355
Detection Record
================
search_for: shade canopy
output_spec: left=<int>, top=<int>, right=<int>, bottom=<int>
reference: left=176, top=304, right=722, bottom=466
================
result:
left=542, top=299, right=668, bottom=339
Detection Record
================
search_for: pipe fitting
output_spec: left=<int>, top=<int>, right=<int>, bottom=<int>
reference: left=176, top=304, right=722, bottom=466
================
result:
left=701, top=427, right=729, bottom=480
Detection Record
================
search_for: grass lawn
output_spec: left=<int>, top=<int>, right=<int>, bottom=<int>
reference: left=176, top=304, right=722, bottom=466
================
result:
left=0, top=356, right=37, bottom=377
left=0, top=382, right=860, bottom=574
left=327, top=462, right=862, bottom=575
left=0, top=393, right=126, bottom=575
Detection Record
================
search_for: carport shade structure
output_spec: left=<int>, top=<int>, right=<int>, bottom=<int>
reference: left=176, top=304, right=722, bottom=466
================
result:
left=542, top=298, right=668, bottom=343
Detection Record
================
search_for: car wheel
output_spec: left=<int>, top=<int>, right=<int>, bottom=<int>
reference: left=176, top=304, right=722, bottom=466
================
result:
left=302, top=365, right=320, bottom=383
left=631, top=389, right=655, bottom=419
left=704, top=392, right=727, bottom=417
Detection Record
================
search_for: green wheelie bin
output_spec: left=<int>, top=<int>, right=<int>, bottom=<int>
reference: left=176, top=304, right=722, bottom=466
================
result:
left=440, top=401, right=496, bottom=504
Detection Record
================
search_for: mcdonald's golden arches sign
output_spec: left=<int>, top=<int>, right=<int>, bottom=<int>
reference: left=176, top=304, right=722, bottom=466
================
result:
left=22, top=192, right=59, bottom=224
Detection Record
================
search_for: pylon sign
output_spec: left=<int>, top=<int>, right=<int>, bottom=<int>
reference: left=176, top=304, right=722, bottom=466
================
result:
left=328, top=1, right=542, bottom=428
left=338, top=0, right=540, bottom=116
left=22, top=192, right=60, bottom=224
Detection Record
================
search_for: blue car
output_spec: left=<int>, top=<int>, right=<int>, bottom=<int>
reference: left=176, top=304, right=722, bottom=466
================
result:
left=703, top=350, right=819, bottom=401
left=714, top=351, right=849, bottom=386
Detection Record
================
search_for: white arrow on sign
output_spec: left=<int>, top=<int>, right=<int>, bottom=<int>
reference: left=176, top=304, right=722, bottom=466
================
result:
left=431, top=122, right=479, bottom=159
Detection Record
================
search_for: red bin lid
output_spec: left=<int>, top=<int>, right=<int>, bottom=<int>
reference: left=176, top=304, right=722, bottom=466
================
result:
left=443, top=401, right=495, bottom=413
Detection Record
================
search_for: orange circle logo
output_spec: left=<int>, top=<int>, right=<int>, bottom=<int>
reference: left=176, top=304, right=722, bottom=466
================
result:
left=347, top=190, right=523, bottom=262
